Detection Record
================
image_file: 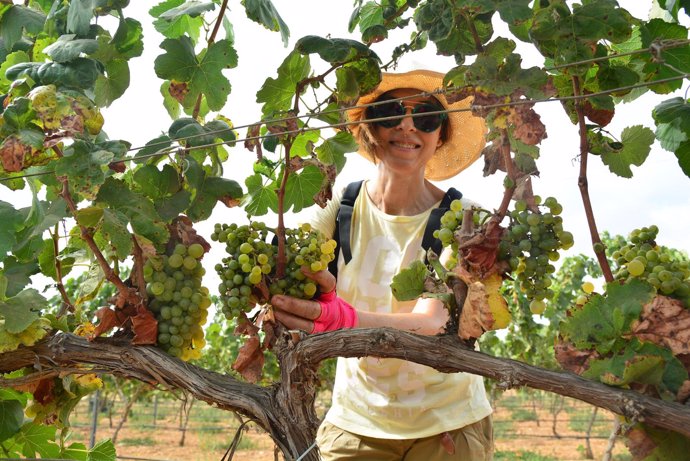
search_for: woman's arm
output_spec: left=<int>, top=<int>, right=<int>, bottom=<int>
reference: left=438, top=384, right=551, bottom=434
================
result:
left=271, top=269, right=449, bottom=335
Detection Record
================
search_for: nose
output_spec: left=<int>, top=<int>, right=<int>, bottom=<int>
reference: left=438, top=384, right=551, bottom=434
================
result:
left=396, top=107, right=416, bottom=131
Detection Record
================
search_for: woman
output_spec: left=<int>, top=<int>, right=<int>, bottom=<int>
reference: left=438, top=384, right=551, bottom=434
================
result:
left=271, top=70, right=493, bottom=460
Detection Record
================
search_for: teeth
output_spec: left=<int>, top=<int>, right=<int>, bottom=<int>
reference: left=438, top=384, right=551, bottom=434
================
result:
left=393, top=141, right=417, bottom=148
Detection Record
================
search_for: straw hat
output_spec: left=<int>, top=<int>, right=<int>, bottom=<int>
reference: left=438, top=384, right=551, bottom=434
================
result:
left=348, top=70, right=486, bottom=181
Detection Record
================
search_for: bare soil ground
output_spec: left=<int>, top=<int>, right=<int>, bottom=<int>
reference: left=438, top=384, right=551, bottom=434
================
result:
left=69, top=398, right=632, bottom=461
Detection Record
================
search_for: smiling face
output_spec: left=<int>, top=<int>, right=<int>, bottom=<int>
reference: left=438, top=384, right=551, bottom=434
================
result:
left=370, top=88, right=445, bottom=178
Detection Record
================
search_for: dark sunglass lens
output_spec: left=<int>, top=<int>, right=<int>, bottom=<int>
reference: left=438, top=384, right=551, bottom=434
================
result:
left=412, top=104, right=445, bottom=132
left=367, top=101, right=404, bottom=127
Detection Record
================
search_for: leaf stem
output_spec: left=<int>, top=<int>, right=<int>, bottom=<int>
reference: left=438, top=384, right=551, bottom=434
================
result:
left=58, top=176, right=139, bottom=305
left=192, top=0, right=229, bottom=119
left=462, top=10, right=484, bottom=54
left=131, top=236, right=148, bottom=303
left=494, top=129, right=517, bottom=221
left=50, top=224, right=74, bottom=316
left=571, top=76, right=614, bottom=283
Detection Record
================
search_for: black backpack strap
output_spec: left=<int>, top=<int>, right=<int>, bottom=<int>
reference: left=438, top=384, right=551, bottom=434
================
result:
left=328, top=180, right=364, bottom=279
left=422, top=187, right=463, bottom=261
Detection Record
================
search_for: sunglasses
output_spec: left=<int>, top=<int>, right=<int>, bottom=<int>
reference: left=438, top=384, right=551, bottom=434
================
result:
left=365, top=99, right=448, bottom=133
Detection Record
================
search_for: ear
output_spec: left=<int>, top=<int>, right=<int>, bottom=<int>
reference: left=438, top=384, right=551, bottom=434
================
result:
left=436, top=139, right=443, bottom=148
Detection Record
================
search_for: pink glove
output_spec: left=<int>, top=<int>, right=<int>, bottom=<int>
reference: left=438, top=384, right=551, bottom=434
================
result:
left=312, top=289, right=359, bottom=333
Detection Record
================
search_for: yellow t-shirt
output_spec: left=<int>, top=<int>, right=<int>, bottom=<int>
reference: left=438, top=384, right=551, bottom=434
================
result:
left=311, top=183, right=493, bottom=439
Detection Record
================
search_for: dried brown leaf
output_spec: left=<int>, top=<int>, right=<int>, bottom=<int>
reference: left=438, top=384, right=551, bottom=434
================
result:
left=131, top=305, right=158, bottom=345
left=583, top=99, right=614, bottom=127
left=60, top=114, right=84, bottom=135
left=459, top=281, right=494, bottom=340
left=554, top=339, right=600, bottom=375
left=0, top=135, right=29, bottom=172
left=245, top=124, right=262, bottom=155
left=482, top=143, right=504, bottom=177
left=168, top=80, right=189, bottom=104
left=625, top=426, right=657, bottom=461
left=631, top=295, right=690, bottom=356
left=168, top=216, right=211, bottom=254
left=509, top=106, right=547, bottom=146
left=91, top=306, right=127, bottom=339
left=232, top=335, right=265, bottom=383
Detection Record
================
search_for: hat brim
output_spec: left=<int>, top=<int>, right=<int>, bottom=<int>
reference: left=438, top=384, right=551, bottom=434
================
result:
left=348, top=70, right=486, bottom=181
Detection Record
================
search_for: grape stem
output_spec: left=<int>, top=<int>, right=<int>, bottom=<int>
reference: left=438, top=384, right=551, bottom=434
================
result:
left=131, top=236, right=148, bottom=303
left=571, top=76, right=614, bottom=283
left=494, top=129, right=517, bottom=222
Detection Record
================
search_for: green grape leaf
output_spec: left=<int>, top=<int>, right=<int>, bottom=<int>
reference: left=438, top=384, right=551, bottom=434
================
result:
left=0, top=200, right=24, bottom=263
left=289, top=129, right=320, bottom=158
left=159, top=0, right=215, bottom=20
left=675, top=140, right=690, bottom=178
left=494, top=0, right=532, bottom=25
left=43, top=35, right=99, bottom=63
left=0, top=5, right=46, bottom=51
left=55, top=142, right=114, bottom=200
left=74, top=261, right=105, bottom=306
left=560, top=279, right=655, bottom=354
left=160, top=81, right=181, bottom=119
left=102, top=209, right=133, bottom=261
left=600, top=125, right=655, bottom=178
left=151, top=0, right=204, bottom=42
left=94, top=59, right=130, bottom=107
left=154, top=36, right=237, bottom=111
left=0, top=51, right=30, bottom=93
left=2, top=97, right=35, bottom=129
left=571, top=0, right=633, bottom=43
left=356, top=2, right=383, bottom=33
left=34, top=59, right=102, bottom=89
left=256, top=50, right=310, bottom=116
left=112, top=17, right=144, bottom=59
left=585, top=353, right=665, bottom=388
left=295, top=35, right=375, bottom=65
left=653, top=97, right=690, bottom=135
left=283, top=165, right=323, bottom=213
left=243, top=0, right=290, bottom=46
left=134, top=134, right=172, bottom=164
left=655, top=120, right=688, bottom=152
left=0, top=288, right=46, bottom=333
left=244, top=173, right=278, bottom=216
left=595, top=63, right=640, bottom=92
left=0, top=400, right=24, bottom=442
left=38, top=238, right=74, bottom=281
left=87, top=439, right=116, bottom=461
left=154, top=189, right=192, bottom=221
left=391, top=260, right=429, bottom=301
left=188, top=176, right=243, bottom=221
left=75, top=206, right=104, bottom=227
left=62, top=442, right=88, bottom=461
left=17, top=422, right=60, bottom=458
left=15, top=192, right=68, bottom=256
left=0, top=275, right=7, bottom=300
left=96, top=178, right=170, bottom=247
left=0, top=257, right=39, bottom=298
left=335, top=66, right=360, bottom=106
left=133, top=164, right=180, bottom=199
left=67, top=0, right=93, bottom=36
left=315, top=131, right=357, bottom=173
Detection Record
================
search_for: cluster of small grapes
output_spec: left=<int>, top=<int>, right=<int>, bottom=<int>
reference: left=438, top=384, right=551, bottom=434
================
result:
left=144, top=243, right=211, bottom=361
left=499, top=197, right=574, bottom=314
left=211, top=222, right=337, bottom=320
left=610, top=225, right=690, bottom=305
left=432, top=199, right=478, bottom=269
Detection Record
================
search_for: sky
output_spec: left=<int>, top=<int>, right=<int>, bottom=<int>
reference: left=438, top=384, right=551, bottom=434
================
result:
left=11, top=0, right=690, bottom=295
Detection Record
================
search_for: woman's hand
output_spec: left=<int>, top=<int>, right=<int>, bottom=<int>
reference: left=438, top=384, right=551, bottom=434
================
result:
left=271, top=268, right=358, bottom=333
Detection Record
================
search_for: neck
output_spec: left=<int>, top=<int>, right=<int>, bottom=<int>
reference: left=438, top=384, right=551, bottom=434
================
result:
left=366, top=168, right=444, bottom=215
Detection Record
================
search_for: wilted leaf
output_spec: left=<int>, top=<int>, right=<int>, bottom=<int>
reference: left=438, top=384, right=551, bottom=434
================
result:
left=631, top=295, right=690, bottom=356
left=232, top=335, right=264, bottom=383
left=131, top=306, right=158, bottom=345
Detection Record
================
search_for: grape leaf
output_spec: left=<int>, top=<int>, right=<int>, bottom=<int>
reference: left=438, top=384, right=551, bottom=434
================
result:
left=1, top=257, right=39, bottom=298
left=391, top=260, right=429, bottom=301
left=0, top=288, right=47, bottom=333
left=0, top=200, right=24, bottom=263
left=600, top=125, right=655, bottom=178
left=674, top=140, right=690, bottom=178
left=559, top=279, right=655, bottom=354
left=112, top=17, right=144, bottom=59
left=154, top=36, right=237, bottom=111
left=187, top=176, right=243, bottom=221
left=16, top=422, right=60, bottom=458
left=94, top=59, right=130, bottom=108
left=283, top=165, right=323, bottom=213
left=243, top=0, right=290, bottom=46
left=133, top=164, right=180, bottom=199
left=315, top=131, right=357, bottom=173
left=62, top=442, right=88, bottom=461
left=627, top=424, right=690, bottom=461
left=43, top=35, right=99, bottom=62
left=295, top=36, right=375, bottom=64
left=102, top=209, right=133, bottom=261
left=87, top=438, right=116, bottom=461
left=55, top=142, right=114, bottom=200
left=0, top=51, right=30, bottom=93
left=38, top=238, right=74, bottom=281
left=67, top=0, right=94, bottom=36
left=159, top=0, right=215, bottom=20
left=154, top=189, right=192, bottom=221
left=96, top=178, right=170, bottom=247
left=0, top=399, right=24, bottom=442
left=655, top=119, right=688, bottom=152
left=653, top=97, right=690, bottom=135
left=0, top=5, right=46, bottom=51
left=151, top=0, right=203, bottom=42
left=244, top=173, right=278, bottom=216
left=256, top=50, right=310, bottom=117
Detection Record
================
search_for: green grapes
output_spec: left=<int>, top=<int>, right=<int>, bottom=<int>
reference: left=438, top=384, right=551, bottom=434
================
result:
left=610, top=226, right=690, bottom=306
left=211, top=221, right=337, bottom=320
left=498, top=196, right=572, bottom=304
left=432, top=199, right=484, bottom=269
left=144, top=243, right=210, bottom=361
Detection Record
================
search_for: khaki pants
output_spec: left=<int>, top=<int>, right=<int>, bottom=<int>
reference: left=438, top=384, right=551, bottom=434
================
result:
left=316, top=416, right=493, bottom=461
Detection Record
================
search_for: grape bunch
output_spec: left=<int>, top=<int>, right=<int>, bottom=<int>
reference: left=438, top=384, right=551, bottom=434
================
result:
left=432, top=199, right=481, bottom=269
left=610, top=225, right=690, bottom=306
left=211, top=221, right=337, bottom=320
left=499, top=196, right=574, bottom=313
left=143, top=243, right=211, bottom=361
